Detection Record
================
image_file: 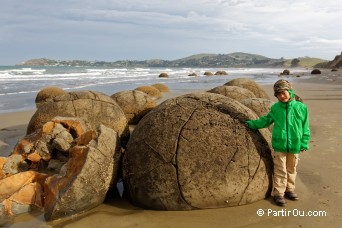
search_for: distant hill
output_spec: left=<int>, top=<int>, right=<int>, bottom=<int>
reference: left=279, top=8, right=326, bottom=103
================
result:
left=16, top=52, right=328, bottom=68
left=315, top=52, right=342, bottom=68
left=283, top=57, right=328, bottom=68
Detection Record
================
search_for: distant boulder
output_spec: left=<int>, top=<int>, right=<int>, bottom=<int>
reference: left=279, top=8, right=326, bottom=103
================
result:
left=188, top=73, right=198, bottom=77
left=111, top=90, right=156, bottom=124
left=159, top=73, right=169, bottom=78
left=151, top=83, right=170, bottom=92
left=214, top=71, right=228, bottom=76
left=123, top=92, right=273, bottom=210
left=280, top=69, right=290, bottom=75
left=224, top=78, right=270, bottom=99
left=311, top=69, right=321, bottom=74
left=204, top=71, right=213, bottom=76
left=35, top=87, right=66, bottom=108
left=331, top=68, right=338, bottom=72
left=135, top=86, right=162, bottom=99
left=208, top=86, right=256, bottom=101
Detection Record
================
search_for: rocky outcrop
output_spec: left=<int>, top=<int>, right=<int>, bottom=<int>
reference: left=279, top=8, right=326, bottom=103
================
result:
left=224, top=78, right=270, bottom=99
left=123, top=92, right=273, bottom=210
left=111, top=90, right=156, bottom=124
left=315, top=51, right=342, bottom=68
left=208, top=86, right=256, bottom=101
left=26, top=90, right=129, bottom=146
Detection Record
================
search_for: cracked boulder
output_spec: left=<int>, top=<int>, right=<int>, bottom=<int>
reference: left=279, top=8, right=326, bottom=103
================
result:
left=122, top=92, right=273, bottom=210
left=240, top=98, right=274, bottom=118
left=240, top=98, right=274, bottom=131
left=26, top=90, right=129, bottom=146
left=224, top=78, right=270, bottom=99
left=111, top=90, right=156, bottom=124
left=208, top=85, right=256, bottom=101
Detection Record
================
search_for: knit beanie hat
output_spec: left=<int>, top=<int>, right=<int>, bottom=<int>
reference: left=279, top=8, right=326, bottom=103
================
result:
left=273, top=79, right=292, bottom=96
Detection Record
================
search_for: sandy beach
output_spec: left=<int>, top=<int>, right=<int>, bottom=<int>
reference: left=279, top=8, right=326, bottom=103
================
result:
left=1, top=70, right=342, bottom=227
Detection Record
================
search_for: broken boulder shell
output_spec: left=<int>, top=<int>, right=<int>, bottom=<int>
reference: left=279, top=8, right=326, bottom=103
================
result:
left=0, top=117, right=121, bottom=220
left=123, top=92, right=273, bottom=210
left=44, top=124, right=120, bottom=220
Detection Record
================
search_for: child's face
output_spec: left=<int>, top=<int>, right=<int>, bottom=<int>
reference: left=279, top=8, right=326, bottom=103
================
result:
left=276, top=90, right=290, bottom=102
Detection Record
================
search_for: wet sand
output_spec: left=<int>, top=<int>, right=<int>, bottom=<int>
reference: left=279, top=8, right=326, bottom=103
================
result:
left=2, top=70, right=342, bottom=227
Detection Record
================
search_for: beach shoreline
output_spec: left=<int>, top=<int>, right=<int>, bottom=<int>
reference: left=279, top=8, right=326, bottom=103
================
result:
left=1, top=71, right=342, bottom=227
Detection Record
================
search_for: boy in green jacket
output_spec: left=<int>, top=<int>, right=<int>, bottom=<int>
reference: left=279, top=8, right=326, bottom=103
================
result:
left=246, top=79, right=310, bottom=206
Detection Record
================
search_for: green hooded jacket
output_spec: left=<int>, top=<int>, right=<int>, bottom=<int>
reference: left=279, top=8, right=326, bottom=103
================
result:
left=246, top=90, right=310, bottom=154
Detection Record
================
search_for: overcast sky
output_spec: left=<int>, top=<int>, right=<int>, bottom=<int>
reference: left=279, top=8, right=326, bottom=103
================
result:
left=1, top=0, right=341, bottom=65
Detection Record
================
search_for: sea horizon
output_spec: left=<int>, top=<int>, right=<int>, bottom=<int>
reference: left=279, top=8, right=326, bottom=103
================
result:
left=0, top=66, right=311, bottom=113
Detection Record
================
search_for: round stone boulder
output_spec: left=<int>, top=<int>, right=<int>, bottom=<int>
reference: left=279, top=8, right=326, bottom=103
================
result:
left=214, top=71, right=228, bottom=75
left=35, top=87, right=66, bottom=108
left=159, top=73, right=169, bottom=78
left=135, top=86, right=162, bottom=99
left=240, top=98, right=274, bottom=131
left=111, top=90, right=156, bottom=124
left=208, top=85, right=256, bottom=101
left=224, top=78, right=269, bottom=99
left=151, top=83, right=170, bottom=92
left=311, top=69, right=321, bottom=74
left=27, top=91, right=129, bottom=144
left=123, top=92, right=273, bottom=210
left=240, top=98, right=274, bottom=118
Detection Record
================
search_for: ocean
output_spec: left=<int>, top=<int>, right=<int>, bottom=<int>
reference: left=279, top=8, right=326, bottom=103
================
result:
left=0, top=66, right=309, bottom=113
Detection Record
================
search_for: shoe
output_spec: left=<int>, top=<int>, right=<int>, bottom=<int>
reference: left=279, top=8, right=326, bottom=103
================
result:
left=273, top=196, right=286, bottom=206
left=285, top=191, right=299, bottom=201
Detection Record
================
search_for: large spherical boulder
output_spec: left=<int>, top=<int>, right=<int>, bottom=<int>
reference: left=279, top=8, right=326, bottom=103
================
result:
left=27, top=91, right=129, bottom=144
left=151, top=83, right=170, bottom=92
left=240, top=98, right=274, bottom=131
left=111, top=90, right=156, bottom=124
left=35, top=87, right=66, bottom=108
left=135, top=86, right=162, bottom=99
left=240, top=98, right=273, bottom=118
left=123, top=92, right=273, bottom=210
left=208, top=86, right=256, bottom=101
left=224, top=78, right=269, bottom=99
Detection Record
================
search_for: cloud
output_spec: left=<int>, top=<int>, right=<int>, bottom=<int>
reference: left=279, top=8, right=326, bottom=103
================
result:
left=0, top=0, right=341, bottom=64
